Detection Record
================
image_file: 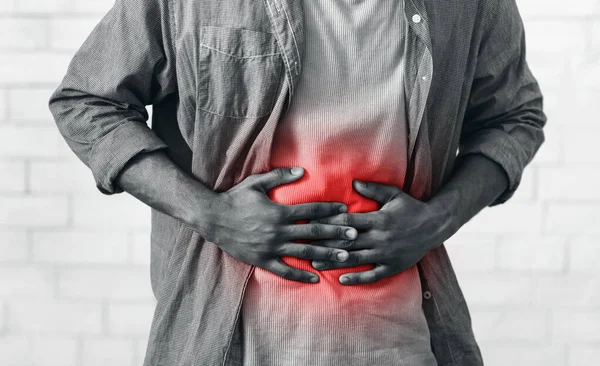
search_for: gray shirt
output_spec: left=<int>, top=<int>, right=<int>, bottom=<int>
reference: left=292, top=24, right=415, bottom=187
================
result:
left=48, top=0, right=546, bottom=365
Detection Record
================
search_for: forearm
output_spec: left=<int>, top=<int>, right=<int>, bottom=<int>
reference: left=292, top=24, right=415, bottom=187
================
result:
left=114, top=149, right=219, bottom=234
left=428, top=153, right=509, bottom=239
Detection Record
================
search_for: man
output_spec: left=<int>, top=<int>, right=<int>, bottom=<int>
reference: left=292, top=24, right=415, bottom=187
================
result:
left=48, top=0, right=546, bottom=365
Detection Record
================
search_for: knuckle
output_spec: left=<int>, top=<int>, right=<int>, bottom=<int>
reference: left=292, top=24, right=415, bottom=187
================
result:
left=300, top=245, right=313, bottom=258
left=340, top=213, right=350, bottom=226
left=264, top=225, right=280, bottom=243
left=365, top=272, right=377, bottom=283
left=380, top=212, right=391, bottom=227
left=347, top=254, right=360, bottom=266
left=309, top=224, right=321, bottom=237
left=273, top=168, right=286, bottom=180
left=279, top=268, right=294, bottom=280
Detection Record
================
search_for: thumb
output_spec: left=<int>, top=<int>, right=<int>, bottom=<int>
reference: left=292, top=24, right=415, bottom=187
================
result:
left=353, top=180, right=402, bottom=205
left=249, top=167, right=304, bottom=193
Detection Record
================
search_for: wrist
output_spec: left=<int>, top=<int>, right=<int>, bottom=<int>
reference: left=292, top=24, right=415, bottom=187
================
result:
left=178, top=175, right=221, bottom=236
left=427, top=188, right=461, bottom=247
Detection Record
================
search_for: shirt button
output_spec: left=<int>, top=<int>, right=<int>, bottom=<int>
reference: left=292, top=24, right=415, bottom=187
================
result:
left=412, top=14, right=422, bottom=23
left=423, top=291, right=432, bottom=300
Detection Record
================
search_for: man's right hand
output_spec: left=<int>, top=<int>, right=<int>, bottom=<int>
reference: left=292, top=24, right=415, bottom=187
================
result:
left=193, top=167, right=357, bottom=283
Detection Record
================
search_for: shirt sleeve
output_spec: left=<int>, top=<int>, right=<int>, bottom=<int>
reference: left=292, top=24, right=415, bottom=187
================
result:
left=48, top=0, right=176, bottom=195
left=457, top=0, right=547, bottom=207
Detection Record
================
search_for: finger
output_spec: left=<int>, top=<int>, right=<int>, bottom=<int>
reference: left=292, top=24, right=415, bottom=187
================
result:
left=277, top=243, right=350, bottom=262
left=284, top=201, right=348, bottom=222
left=265, top=258, right=319, bottom=283
left=313, top=248, right=380, bottom=270
left=353, top=180, right=402, bottom=206
left=339, top=263, right=392, bottom=285
left=281, top=223, right=358, bottom=242
left=308, top=212, right=377, bottom=230
left=248, top=167, right=305, bottom=193
left=310, top=230, right=379, bottom=251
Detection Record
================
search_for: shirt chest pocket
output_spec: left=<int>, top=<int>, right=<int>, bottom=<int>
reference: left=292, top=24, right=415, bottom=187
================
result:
left=196, top=25, right=284, bottom=119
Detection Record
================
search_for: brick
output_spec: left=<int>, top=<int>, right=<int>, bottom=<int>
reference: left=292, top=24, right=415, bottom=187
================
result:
left=0, top=195, right=69, bottom=227
left=569, top=235, right=600, bottom=272
left=525, top=21, right=587, bottom=55
left=552, top=311, right=600, bottom=342
left=15, top=0, right=72, bottom=14
left=455, top=274, right=536, bottom=306
left=0, top=88, right=6, bottom=121
left=32, top=230, right=129, bottom=264
left=496, top=234, right=566, bottom=271
left=526, top=53, right=570, bottom=90
left=71, top=0, right=116, bottom=14
left=535, top=275, right=600, bottom=308
left=0, top=230, right=28, bottom=262
left=0, top=17, right=48, bottom=49
left=458, top=203, right=543, bottom=234
left=30, top=160, right=99, bottom=194
left=131, top=230, right=151, bottom=266
left=444, top=234, right=496, bottom=272
left=539, top=165, right=600, bottom=200
left=0, top=160, right=26, bottom=192
left=50, top=17, right=103, bottom=50
left=570, top=346, right=600, bottom=366
left=72, top=196, right=152, bottom=229
left=58, top=268, right=153, bottom=300
left=511, top=166, right=535, bottom=202
left=545, top=204, right=600, bottom=234
left=471, top=309, right=548, bottom=342
left=564, top=125, right=600, bottom=163
left=108, top=302, right=155, bottom=335
left=31, top=336, right=78, bottom=366
left=558, top=88, right=600, bottom=128
left=575, top=51, right=600, bottom=90
left=0, top=126, right=70, bottom=158
left=8, top=300, right=102, bottom=334
left=592, top=21, right=600, bottom=58
left=529, top=121, right=561, bottom=165
left=8, top=87, right=56, bottom=121
left=478, top=342, right=565, bottom=366
left=0, top=1, right=14, bottom=13
left=0, top=53, right=72, bottom=84
left=0, top=335, right=30, bottom=366
left=0, top=266, right=54, bottom=298
left=82, top=339, right=134, bottom=366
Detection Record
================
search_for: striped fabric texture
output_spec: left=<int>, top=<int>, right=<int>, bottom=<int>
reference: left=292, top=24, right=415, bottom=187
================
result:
left=48, top=0, right=547, bottom=365
left=241, top=0, right=435, bottom=364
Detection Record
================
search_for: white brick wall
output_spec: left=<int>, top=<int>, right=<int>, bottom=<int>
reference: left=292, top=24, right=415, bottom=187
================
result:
left=0, top=0, right=598, bottom=365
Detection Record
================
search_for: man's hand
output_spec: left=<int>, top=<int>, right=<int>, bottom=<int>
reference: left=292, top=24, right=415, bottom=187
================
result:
left=194, top=167, right=358, bottom=284
left=309, top=180, right=456, bottom=285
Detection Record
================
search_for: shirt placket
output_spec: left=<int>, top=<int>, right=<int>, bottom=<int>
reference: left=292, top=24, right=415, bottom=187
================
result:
left=404, top=0, right=433, bottom=162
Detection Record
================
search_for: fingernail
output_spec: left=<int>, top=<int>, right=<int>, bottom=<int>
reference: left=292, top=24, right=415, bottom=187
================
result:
left=336, top=251, right=348, bottom=261
left=291, top=167, right=303, bottom=175
left=340, top=276, right=349, bottom=284
left=310, top=275, right=319, bottom=283
left=338, top=204, right=348, bottom=213
left=345, top=228, right=357, bottom=239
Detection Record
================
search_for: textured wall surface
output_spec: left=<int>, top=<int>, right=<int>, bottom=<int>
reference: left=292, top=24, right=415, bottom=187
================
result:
left=0, top=0, right=598, bottom=365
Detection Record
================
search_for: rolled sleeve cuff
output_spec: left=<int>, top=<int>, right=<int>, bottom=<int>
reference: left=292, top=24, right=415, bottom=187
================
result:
left=90, top=121, right=168, bottom=195
left=457, top=128, right=523, bottom=207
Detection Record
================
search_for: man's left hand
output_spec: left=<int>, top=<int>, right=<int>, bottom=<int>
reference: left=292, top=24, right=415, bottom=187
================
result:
left=309, top=180, right=456, bottom=285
